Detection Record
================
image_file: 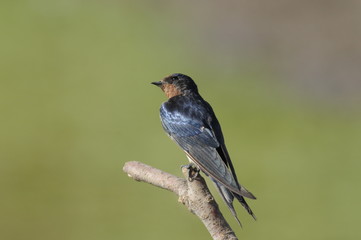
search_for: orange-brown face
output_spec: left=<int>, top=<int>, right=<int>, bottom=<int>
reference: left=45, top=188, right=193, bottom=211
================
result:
left=152, top=73, right=197, bottom=98
left=161, top=82, right=182, bottom=98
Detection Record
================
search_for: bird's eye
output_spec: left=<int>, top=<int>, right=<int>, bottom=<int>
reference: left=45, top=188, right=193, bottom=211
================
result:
left=171, top=76, right=178, bottom=81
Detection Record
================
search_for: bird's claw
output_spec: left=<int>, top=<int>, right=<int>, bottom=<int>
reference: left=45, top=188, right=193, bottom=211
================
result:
left=181, top=163, right=200, bottom=182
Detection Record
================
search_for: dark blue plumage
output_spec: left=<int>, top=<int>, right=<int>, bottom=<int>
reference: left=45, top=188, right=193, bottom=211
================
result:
left=152, top=73, right=256, bottom=225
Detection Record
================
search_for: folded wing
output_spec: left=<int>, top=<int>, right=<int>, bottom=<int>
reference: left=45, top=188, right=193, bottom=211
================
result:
left=160, top=103, right=255, bottom=199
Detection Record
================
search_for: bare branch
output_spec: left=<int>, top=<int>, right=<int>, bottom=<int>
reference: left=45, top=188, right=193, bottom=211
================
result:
left=123, top=161, right=238, bottom=240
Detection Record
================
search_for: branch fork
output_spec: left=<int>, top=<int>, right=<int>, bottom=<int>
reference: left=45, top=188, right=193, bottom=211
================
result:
left=123, top=161, right=238, bottom=240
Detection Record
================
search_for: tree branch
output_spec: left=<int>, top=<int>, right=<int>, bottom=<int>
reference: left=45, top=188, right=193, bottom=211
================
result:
left=123, top=161, right=238, bottom=240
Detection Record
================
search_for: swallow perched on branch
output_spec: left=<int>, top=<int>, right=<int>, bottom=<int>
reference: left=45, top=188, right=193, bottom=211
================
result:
left=152, top=73, right=256, bottom=225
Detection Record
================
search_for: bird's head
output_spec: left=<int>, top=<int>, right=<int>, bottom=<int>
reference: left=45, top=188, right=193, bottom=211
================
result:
left=151, top=73, right=198, bottom=98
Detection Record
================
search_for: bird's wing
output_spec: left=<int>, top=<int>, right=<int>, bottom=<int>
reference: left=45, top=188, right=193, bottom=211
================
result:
left=160, top=103, right=254, bottom=198
left=208, top=117, right=256, bottom=200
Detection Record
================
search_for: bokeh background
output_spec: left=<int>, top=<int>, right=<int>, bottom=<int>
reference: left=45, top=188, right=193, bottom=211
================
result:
left=1, top=1, right=361, bottom=239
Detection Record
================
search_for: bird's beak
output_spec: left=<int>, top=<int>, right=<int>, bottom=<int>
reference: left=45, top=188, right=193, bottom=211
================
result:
left=151, top=81, right=163, bottom=87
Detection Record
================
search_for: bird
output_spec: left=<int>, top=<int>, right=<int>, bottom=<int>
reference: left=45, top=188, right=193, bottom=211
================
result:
left=151, top=73, right=256, bottom=226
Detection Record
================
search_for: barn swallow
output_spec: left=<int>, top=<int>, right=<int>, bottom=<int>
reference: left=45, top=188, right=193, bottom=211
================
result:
left=152, top=73, right=256, bottom=225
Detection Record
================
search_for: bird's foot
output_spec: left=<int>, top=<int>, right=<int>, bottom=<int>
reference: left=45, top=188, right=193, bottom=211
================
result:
left=181, top=163, right=200, bottom=182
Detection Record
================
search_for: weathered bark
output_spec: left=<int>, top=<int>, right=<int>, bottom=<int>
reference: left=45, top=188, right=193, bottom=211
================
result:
left=123, top=161, right=238, bottom=240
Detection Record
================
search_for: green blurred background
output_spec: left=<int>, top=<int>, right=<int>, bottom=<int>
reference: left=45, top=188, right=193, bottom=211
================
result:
left=1, top=1, right=360, bottom=239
